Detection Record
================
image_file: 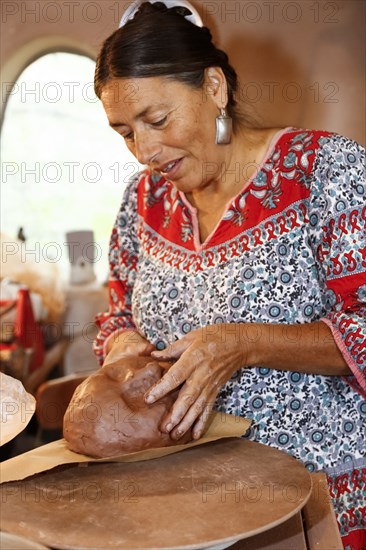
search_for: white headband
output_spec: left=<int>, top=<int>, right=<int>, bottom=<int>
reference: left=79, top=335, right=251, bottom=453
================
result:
left=118, top=0, right=203, bottom=28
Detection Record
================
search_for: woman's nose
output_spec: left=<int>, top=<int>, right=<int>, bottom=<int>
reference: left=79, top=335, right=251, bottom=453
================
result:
left=134, top=131, right=162, bottom=165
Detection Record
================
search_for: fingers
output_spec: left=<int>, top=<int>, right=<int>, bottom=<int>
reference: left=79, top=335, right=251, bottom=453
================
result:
left=159, top=374, right=217, bottom=437
left=168, top=392, right=207, bottom=440
left=144, top=359, right=192, bottom=403
left=191, top=391, right=217, bottom=439
left=151, top=335, right=191, bottom=361
left=105, top=332, right=155, bottom=362
left=157, top=360, right=175, bottom=371
left=139, top=342, right=157, bottom=356
left=192, top=411, right=210, bottom=440
left=167, top=388, right=217, bottom=441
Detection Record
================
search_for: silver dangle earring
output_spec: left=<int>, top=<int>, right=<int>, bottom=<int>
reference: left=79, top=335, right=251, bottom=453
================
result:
left=215, top=107, right=232, bottom=145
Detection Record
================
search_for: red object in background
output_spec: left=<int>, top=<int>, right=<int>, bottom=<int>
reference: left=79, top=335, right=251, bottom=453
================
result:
left=14, top=288, right=44, bottom=373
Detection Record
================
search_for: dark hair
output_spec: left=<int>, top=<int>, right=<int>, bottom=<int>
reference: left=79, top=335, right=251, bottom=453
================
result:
left=94, top=1, right=244, bottom=130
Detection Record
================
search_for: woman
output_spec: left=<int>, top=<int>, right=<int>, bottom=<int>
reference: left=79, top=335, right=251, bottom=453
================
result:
left=93, top=1, right=365, bottom=547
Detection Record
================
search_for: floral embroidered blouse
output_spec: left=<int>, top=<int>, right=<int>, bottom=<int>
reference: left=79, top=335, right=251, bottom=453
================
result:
left=94, top=128, right=366, bottom=544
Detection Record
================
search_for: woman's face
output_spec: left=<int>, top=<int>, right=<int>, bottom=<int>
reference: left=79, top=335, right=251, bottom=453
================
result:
left=100, top=71, right=228, bottom=193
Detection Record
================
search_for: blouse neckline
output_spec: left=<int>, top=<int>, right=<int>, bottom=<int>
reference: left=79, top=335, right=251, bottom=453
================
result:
left=178, top=126, right=294, bottom=251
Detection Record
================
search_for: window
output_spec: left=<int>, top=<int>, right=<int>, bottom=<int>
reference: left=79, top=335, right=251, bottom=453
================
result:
left=1, top=52, right=142, bottom=281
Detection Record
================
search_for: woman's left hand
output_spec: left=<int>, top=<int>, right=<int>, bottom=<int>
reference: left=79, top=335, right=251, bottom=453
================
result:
left=144, top=324, right=250, bottom=441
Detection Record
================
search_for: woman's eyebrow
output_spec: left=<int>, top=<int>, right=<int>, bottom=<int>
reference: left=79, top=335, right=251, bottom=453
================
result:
left=109, top=121, right=129, bottom=129
left=109, top=105, right=166, bottom=128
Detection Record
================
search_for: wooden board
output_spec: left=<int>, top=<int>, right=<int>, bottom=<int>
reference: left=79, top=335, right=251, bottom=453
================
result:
left=229, top=512, right=307, bottom=549
left=302, top=472, right=343, bottom=549
left=0, top=439, right=312, bottom=550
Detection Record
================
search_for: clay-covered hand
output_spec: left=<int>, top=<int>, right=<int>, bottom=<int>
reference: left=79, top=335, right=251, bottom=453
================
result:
left=145, top=325, right=248, bottom=441
left=63, top=355, right=192, bottom=458
left=103, top=331, right=156, bottom=366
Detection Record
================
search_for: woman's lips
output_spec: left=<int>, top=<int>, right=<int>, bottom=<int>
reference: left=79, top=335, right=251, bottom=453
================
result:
left=159, top=158, right=183, bottom=179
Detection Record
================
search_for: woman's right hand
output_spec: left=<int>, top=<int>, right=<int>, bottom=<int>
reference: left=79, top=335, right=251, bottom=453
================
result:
left=103, top=331, right=156, bottom=366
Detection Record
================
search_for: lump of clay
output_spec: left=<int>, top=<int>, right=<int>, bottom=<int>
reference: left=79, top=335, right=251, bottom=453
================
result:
left=63, top=357, right=191, bottom=458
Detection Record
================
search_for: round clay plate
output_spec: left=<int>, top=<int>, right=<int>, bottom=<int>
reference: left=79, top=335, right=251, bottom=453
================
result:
left=0, top=439, right=311, bottom=550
